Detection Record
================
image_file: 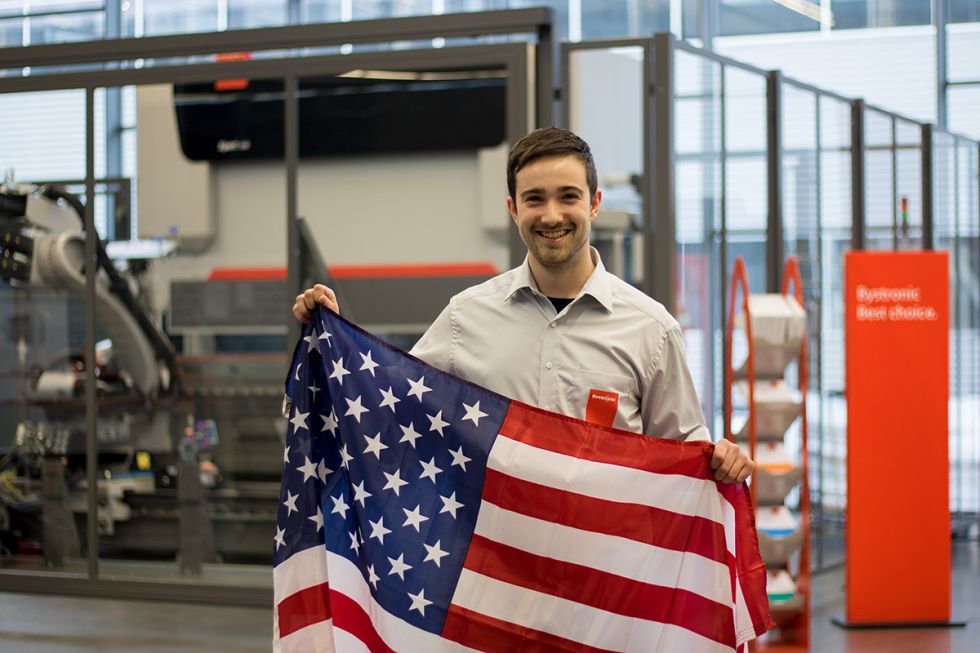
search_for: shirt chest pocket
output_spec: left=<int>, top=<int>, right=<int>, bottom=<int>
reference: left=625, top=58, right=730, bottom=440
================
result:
left=565, top=367, right=640, bottom=432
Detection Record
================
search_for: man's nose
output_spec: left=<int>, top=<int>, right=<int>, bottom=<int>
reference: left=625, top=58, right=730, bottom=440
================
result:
left=540, top=200, right=563, bottom=224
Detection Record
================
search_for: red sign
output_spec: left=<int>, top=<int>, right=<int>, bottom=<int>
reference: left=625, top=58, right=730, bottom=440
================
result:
left=845, top=251, right=950, bottom=624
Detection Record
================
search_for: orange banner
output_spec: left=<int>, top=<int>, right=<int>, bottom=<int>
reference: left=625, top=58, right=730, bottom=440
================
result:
left=845, top=251, right=950, bottom=624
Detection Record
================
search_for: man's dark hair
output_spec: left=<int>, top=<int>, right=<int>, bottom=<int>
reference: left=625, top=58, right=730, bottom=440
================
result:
left=506, top=127, right=598, bottom=202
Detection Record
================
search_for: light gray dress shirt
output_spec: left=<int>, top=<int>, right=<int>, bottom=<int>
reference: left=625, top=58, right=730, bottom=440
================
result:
left=411, top=249, right=710, bottom=442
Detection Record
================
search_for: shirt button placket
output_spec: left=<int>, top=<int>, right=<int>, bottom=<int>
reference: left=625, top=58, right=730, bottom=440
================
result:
left=539, top=319, right=559, bottom=409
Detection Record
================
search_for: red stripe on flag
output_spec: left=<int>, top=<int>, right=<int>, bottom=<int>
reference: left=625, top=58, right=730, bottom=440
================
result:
left=500, top=401, right=715, bottom=478
left=329, top=589, right=396, bottom=653
left=720, top=484, right=775, bottom=636
left=442, top=603, right=618, bottom=653
left=277, top=582, right=331, bottom=639
left=463, top=535, right=736, bottom=647
left=482, top=468, right=729, bottom=563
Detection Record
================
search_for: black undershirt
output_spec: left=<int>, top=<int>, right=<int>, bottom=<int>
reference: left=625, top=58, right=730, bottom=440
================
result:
left=548, top=296, right=574, bottom=314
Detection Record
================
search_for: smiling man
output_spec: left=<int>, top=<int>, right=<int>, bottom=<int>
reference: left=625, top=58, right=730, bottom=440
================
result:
left=293, top=127, right=754, bottom=483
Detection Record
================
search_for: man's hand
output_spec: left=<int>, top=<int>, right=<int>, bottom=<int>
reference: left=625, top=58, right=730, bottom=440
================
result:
left=710, top=439, right=755, bottom=484
left=292, top=284, right=339, bottom=324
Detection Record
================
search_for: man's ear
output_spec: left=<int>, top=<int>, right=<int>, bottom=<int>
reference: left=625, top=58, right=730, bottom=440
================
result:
left=590, top=188, right=602, bottom=220
left=506, top=196, right=518, bottom=224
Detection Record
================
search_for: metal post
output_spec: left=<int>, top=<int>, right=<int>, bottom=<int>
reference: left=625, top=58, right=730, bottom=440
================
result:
left=650, top=33, right=676, bottom=312
left=934, top=0, right=948, bottom=130
left=537, top=14, right=556, bottom=127
left=851, top=99, right=866, bottom=251
left=814, top=92, right=824, bottom=571
left=922, top=123, right=934, bottom=251
left=766, top=70, right=783, bottom=293
left=719, top=63, right=728, bottom=440
left=891, top=116, right=899, bottom=249
left=84, top=86, right=98, bottom=579
left=285, top=75, right=301, bottom=346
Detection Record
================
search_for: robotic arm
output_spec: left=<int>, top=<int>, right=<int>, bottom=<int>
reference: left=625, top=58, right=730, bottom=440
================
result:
left=1, top=183, right=178, bottom=398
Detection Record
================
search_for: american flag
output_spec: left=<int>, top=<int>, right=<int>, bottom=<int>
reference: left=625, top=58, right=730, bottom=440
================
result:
left=274, top=309, right=773, bottom=652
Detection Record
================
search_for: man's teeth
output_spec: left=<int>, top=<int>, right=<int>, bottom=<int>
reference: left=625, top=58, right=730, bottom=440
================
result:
left=540, top=230, right=569, bottom=239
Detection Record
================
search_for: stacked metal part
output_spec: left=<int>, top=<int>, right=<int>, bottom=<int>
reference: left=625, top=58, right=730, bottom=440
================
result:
left=732, top=293, right=807, bottom=621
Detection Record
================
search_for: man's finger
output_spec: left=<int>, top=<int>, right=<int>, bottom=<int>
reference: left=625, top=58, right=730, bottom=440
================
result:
left=303, top=288, right=317, bottom=311
left=714, top=446, right=738, bottom=481
left=734, top=459, right=754, bottom=484
left=710, top=442, right=727, bottom=470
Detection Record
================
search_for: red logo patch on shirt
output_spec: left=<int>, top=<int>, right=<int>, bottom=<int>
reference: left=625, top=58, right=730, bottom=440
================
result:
left=585, top=389, right=619, bottom=427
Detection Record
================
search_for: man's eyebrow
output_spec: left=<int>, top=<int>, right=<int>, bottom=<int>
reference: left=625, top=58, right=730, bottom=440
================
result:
left=519, top=185, right=584, bottom=198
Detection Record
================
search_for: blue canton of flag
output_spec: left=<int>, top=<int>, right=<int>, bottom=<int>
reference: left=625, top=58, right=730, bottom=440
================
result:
left=275, top=307, right=507, bottom=640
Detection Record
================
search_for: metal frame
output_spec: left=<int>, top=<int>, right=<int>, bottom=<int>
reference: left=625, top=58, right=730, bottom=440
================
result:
left=0, top=9, right=545, bottom=606
left=766, top=70, right=783, bottom=293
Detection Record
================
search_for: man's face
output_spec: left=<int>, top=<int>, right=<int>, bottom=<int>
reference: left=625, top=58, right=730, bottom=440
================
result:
left=506, top=155, right=601, bottom=272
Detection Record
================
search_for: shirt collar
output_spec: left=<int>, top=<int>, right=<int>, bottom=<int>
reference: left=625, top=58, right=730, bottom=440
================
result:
left=505, top=247, right=615, bottom=313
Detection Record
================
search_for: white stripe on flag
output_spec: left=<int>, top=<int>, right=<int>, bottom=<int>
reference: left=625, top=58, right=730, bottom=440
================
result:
left=473, top=501, right=732, bottom=604
left=279, top=619, right=336, bottom=653
left=275, top=545, right=329, bottom=604
left=333, top=627, right=371, bottom=653
left=451, top=568, right=736, bottom=653
left=326, top=551, right=480, bottom=653
left=720, top=495, right=758, bottom=645
left=489, top=435, right=726, bottom=526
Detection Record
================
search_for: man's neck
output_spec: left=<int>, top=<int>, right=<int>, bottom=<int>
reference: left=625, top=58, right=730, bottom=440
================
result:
left=527, top=248, right=596, bottom=299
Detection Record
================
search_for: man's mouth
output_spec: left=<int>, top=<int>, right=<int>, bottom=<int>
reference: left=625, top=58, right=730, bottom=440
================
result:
left=537, top=229, right=571, bottom=240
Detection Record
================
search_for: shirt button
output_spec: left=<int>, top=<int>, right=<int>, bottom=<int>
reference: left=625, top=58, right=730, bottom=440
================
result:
left=550, top=321, right=557, bottom=328
left=545, top=361, right=553, bottom=369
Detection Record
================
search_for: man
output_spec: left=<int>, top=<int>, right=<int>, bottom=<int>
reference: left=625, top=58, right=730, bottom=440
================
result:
left=293, top=127, right=753, bottom=483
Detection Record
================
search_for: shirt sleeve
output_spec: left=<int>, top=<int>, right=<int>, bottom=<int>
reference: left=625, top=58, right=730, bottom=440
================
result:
left=641, top=325, right=711, bottom=442
left=409, top=301, right=454, bottom=374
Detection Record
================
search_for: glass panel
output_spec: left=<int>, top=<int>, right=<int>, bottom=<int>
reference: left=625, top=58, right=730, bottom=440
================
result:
left=674, top=49, right=722, bottom=436
left=831, top=0, right=932, bottom=29
left=816, top=95, right=851, bottom=568
left=567, top=45, right=644, bottom=285
left=863, top=108, right=894, bottom=249
left=949, top=85, right=980, bottom=142
left=953, top=140, right=979, bottom=521
left=948, top=27, right=980, bottom=83
left=950, top=0, right=980, bottom=23
left=720, top=0, right=822, bottom=36
left=894, top=118, right=922, bottom=248
left=0, top=88, right=89, bottom=576
left=780, top=83, right=818, bottom=518
left=228, top=0, right=287, bottom=29
left=723, top=66, right=767, bottom=294
left=143, top=0, right=219, bottom=35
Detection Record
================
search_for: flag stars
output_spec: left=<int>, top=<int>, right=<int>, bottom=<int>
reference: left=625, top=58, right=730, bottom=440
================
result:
left=308, top=383, right=320, bottom=399
left=349, top=531, right=361, bottom=555
left=382, top=469, right=408, bottom=496
left=439, top=492, right=464, bottom=519
left=402, top=505, right=429, bottom=532
left=321, top=408, right=338, bottom=435
left=296, top=456, right=318, bottom=482
left=283, top=491, right=299, bottom=516
left=406, top=376, right=431, bottom=401
left=449, top=446, right=471, bottom=471
left=318, top=329, right=333, bottom=347
left=304, top=333, right=320, bottom=354
left=307, top=507, right=324, bottom=532
left=419, top=457, right=443, bottom=484
left=461, top=401, right=488, bottom=426
left=316, top=459, right=333, bottom=483
left=367, top=565, right=380, bottom=590
left=427, top=410, right=450, bottom=436
left=369, top=517, right=392, bottom=545
left=387, top=553, right=412, bottom=581
left=362, top=432, right=388, bottom=460
left=330, top=493, right=350, bottom=519
left=274, top=526, right=286, bottom=550
left=339, top=445, right=353, bottom=470
left=352, top=480, right=373, bottom=508
left=290, top=410, right=309, bottom=433
left=329, top=358, right=351, bottom=385
left=344, top=395, right=370, bottom=423
left=378, top=386, right=400, bottom=413
left=398, top=422, right=423, bottom=448
left=359, top=350, right=380, bottom=377
left=423, top=540, right=450, bottom=567
left=283, top=445, right=291, bottom=464
left=407, top=589, right=433, bottom=616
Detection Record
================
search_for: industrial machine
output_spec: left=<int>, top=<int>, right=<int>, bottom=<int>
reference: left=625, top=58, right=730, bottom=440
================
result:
left=0, top=179, right=282, bottom=570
